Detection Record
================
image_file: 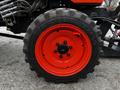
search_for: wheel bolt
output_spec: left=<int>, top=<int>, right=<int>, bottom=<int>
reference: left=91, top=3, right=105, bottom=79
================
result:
left=59, top=55, right=63, bottom=58
left=54, top=50, right=58, bottom=53
left=63, top=40, right=67, bottom=45
left=69, top=46, right=72, bottom=49
left=56, top=43, right=60, bottom=46
left=67, top=53, right=71, bottom=57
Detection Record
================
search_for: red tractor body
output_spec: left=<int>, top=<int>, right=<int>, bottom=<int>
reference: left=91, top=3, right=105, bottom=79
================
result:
left=71, top=0, right=103, bottom=4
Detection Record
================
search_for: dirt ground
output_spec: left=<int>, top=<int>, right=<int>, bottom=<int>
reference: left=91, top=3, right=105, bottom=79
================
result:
left=0, top=35, right=120, bottom=90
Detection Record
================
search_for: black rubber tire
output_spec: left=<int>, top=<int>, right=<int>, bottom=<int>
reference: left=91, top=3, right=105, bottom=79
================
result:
left=23, top=8, right=103, bottom=83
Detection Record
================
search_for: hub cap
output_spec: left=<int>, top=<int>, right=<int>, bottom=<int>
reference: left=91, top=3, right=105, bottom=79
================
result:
left=35, top=23, right=92, bottom=76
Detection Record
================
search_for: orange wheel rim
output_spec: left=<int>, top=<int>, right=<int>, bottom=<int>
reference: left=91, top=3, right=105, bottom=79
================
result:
left=35, top=23, right=92, bottom=77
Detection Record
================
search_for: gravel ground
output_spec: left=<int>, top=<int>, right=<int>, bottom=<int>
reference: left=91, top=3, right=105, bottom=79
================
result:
left=0, top=36, right=120, bottom=90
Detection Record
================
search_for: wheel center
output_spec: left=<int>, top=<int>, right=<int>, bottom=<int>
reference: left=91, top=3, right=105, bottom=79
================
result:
left=54, top=41, right=72, bottom=58
left=57, top=44, right=69, bottom=54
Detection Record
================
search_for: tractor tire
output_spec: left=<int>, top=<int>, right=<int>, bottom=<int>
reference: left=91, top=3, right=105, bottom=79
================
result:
left=23, top=8, right=102, bottom=83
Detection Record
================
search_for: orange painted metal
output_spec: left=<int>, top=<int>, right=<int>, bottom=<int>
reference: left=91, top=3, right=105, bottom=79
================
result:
left=71, top=0, right=103, bottom=4
left=35, top=23, right=92, bottom=77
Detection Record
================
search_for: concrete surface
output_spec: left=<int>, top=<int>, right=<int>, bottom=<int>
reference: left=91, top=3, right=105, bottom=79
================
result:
left=0, top=36, right=120, bottom=90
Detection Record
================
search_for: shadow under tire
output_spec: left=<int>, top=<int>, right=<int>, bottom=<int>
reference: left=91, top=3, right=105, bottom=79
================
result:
left=23, top=8, right=102, bottom=83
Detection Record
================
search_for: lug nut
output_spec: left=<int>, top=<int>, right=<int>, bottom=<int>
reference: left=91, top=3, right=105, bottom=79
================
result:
left=56, top=43, right=60, bottom=46
left=63, top=40, right=67, bottom=45
left=69, top=46, right=72, bottom=49
left=54, top=50, right=58, bottom=53
left=67, top=53, right=71, bottom=57
left=59, top=55, right=63, bottom=58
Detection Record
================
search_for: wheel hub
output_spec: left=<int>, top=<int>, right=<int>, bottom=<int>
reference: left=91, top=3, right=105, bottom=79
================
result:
left=57, top=44, right=69, bottom=54
left=55, top=41, right=72, bottom=55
